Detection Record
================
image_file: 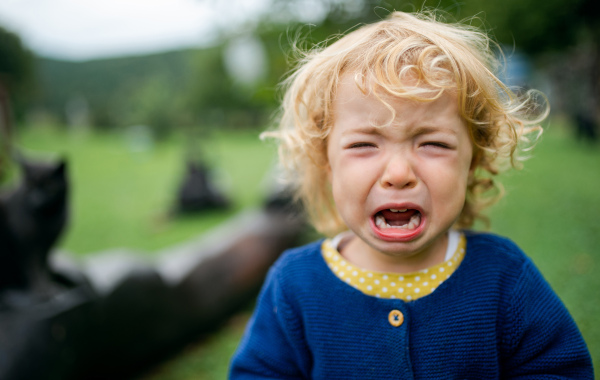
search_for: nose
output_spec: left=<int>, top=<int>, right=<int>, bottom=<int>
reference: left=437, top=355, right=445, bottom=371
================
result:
left=380, top=152, right=417, bottom=190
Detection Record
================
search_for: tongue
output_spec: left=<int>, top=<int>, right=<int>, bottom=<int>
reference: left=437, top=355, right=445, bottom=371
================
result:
left=380, top=209, right=418, bottom=226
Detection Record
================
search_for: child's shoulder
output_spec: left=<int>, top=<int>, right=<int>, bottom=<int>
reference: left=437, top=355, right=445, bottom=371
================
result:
left=260, top=239, right=331, bottom=302
left=284, top=239, right=325, bottom=255
left=268, top=239, right=327, bottom=280
left=462, top=230, right=541, bottom=280
left=464, top=230, right=527, bottom=258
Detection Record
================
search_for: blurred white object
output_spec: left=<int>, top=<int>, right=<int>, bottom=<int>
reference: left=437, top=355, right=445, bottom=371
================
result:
left=223, top=34, right=267, bottom=86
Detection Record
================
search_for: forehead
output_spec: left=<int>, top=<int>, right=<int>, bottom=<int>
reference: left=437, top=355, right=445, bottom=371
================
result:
left=332, top=73, right=463, bottom=132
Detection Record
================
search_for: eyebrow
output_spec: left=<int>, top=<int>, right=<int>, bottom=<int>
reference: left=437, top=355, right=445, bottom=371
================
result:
left=341, top=126, right=380, bottom=135
left=411, top=125, right=459, bottom=137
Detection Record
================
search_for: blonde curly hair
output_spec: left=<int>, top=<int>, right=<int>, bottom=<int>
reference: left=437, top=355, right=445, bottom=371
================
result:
left=264, top=10, right=547, bottom=237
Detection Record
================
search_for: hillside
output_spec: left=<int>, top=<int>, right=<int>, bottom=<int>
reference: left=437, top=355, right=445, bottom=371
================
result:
left=33, top=48, right=203, bottom=128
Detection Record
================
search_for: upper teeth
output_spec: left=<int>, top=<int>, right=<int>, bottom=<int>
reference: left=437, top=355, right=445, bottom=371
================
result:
left=389, top=209, right=408, bottom=212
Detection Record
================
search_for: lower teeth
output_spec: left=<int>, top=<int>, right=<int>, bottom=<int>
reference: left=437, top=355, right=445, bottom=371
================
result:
left=375, top=213, right=421, bottom=230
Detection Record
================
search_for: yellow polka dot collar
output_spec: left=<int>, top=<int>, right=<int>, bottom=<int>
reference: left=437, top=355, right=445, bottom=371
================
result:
left=322, top=231, right=466, bottom=301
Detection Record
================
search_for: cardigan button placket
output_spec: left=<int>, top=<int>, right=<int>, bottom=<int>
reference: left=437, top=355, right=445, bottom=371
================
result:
left=388, top=309, right=404, bottom=327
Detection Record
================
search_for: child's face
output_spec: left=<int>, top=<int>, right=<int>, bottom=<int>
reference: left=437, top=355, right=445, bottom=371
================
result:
left=326, top=75, right=473, bottom=272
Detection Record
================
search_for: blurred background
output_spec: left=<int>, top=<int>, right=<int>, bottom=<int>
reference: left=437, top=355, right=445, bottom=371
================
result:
left=0, top=0, right=598, bottom=378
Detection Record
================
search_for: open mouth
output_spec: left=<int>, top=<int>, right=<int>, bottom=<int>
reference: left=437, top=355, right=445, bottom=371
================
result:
left=374, top=208, right=422, bottom=230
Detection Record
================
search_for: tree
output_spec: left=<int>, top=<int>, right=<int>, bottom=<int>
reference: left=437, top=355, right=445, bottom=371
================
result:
left=0, top=26, right=35, bottom=181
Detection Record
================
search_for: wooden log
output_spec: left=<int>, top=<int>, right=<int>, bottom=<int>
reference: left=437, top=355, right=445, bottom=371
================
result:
left=0, top=207, right=306, bottom=380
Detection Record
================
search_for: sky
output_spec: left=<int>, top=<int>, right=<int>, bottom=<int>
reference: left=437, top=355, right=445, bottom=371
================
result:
left=0, top=0, right=271, bottom=61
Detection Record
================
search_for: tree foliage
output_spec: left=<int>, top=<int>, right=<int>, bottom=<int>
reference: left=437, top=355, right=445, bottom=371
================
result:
left=35, top=49, right=199, bottom=131
left=0, top=25, right=35, bottom=119
left=0, top=26, right=35, bottom=181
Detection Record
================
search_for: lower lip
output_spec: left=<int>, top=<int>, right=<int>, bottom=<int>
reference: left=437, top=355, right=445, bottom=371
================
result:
left=369, top=214, right=425, bottom=242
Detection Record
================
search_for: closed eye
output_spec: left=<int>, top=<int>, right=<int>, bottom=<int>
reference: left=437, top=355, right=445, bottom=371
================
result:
left=422, top=141, right=452, bottom=149
left=348, top=142, right=376, bottom=149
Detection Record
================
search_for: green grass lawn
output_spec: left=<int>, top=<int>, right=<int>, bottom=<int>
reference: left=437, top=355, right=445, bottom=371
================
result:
left=14, top=125, right=277, bottom=255
left=13, top=120, right=600, bottom=378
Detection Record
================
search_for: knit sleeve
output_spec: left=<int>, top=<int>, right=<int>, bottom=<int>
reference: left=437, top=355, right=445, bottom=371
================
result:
left=229, top=261, right=310, bottom=379
left=500, top=258, right=593, bottom=379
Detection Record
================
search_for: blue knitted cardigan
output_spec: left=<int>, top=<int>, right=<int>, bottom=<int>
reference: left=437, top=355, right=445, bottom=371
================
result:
left=230, top=232, right=593, bottom=379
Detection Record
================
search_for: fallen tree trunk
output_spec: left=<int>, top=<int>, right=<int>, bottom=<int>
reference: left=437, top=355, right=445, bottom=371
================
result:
left=0, top=207, right=306, bottom=380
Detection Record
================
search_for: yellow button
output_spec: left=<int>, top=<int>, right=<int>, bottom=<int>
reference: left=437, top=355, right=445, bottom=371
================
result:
left=388, top=310, right=404, bottom=327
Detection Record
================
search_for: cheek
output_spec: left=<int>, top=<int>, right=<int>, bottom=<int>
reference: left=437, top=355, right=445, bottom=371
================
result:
left=328, top=164, right=360, bottom=211
left=429, top=160, right=470, bottom=203
left=457, top=139, right=475, bottom=182
left=328, top=165, right=345, bottom=201
left=327, top=162, right=340, bottom=201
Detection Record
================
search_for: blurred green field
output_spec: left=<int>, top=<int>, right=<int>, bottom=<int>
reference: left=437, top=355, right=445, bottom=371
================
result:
left=14, top=120, right=600, bottom=378
left=15, top=125, right=278, bottom=255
